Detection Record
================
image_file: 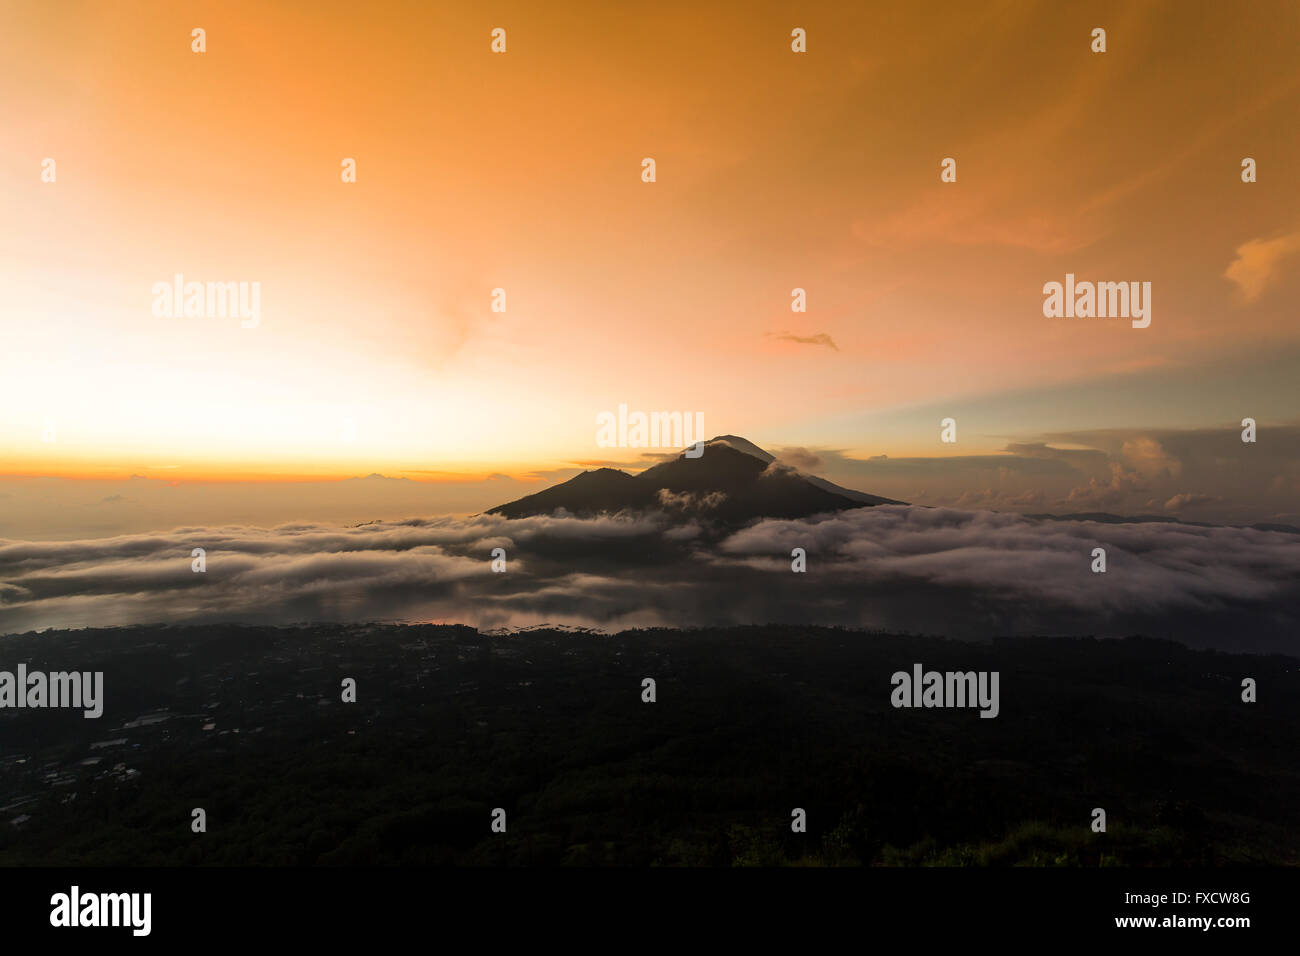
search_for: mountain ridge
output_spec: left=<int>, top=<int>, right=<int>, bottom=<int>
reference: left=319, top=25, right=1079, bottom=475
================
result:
left=486, top=435, right=905, bottom=522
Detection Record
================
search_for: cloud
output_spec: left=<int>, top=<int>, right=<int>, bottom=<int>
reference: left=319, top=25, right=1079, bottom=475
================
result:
left=952, top=488, right=997, bottom=508
left=1065, top=461, right=1147, bottom=509
left=1003, top=442, right=1108, bottom=469
left=655, top=489, right=727, bottom=512
left=712, top=506, right=1300, bottom=647
left=1120, top=437, right=1181, bottom=479
left=774, top=447, right=824, bottom=471
left=1164, top=492, right=1223, bottom=512
left=771, top=332, right=839, bottom=351
left=1224, top=231, right=1300, bottom=304
left=1054, top=438, right=1181, bottom=510
left=2, top=507, right=1298, bottom=652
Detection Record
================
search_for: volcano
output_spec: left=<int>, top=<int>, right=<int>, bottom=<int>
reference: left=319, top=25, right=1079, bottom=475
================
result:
left=487, top=436, right=904, bottom=522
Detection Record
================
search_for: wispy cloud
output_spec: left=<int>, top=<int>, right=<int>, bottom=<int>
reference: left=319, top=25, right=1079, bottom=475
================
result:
left=1224, top=231, right=1300, bottom=304
left=771, top=332, right=839, bottom=351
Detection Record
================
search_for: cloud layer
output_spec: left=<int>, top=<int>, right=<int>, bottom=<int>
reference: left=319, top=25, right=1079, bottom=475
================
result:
left=2, top=506, right=1297, bottom=652
left=809, top=424, right=1300, bottom=527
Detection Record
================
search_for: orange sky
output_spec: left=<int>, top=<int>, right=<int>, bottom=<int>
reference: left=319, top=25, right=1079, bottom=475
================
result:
left=2, top=0, right=1299, bottom=486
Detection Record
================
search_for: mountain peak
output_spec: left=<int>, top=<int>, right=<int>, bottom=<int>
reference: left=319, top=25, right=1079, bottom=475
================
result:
left=695, top=435, right=776, bottom=463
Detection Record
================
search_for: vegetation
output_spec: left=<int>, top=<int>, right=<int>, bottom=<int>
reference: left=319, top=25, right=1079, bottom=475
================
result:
left=0, top=624, right=1295, bottom=866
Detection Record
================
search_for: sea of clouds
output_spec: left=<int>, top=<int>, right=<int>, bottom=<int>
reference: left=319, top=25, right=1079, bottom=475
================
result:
left=2, top=506, right=1298, bottom=652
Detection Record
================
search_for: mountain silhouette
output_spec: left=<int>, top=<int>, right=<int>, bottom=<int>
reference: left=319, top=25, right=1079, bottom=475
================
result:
left=487, top=436, right=904, bottom=522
